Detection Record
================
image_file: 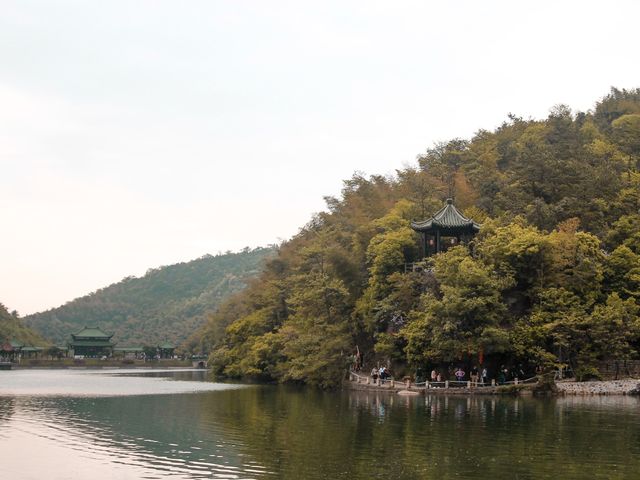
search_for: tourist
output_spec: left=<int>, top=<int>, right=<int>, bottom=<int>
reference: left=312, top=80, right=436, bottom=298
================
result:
left=430, top=369, right=437, bottom=382
left=470, top=365, right=479, bottom=386
left=371, top=367, right=379, bottom=383
left=498, top=366, right=507, bottom=385
left=455, top=367, right=465, bottom=383
left=481, top=367, right=488, bottom=385
left=436, top=372, right=442, bottom=382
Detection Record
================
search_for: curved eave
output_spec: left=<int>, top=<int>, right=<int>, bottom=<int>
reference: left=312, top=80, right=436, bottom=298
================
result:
left=411, top=220, right=481, bottom=234
left=410, top=219, right=434, bottom=231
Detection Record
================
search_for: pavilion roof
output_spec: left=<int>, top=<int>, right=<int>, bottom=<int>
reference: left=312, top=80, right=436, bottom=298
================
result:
left=158, top=342, right=175, bottom=350
left=71, top=326, right=113, bottom=340
left=411, top=199, right=480, bottom=233
left=69, top=339, right=115, bottom=347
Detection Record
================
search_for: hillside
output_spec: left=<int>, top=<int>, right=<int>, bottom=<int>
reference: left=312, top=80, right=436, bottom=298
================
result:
left=0, top=303, right=49, bottom=346
left=200, top=88, right=640, bottom=386
left=25, top=247, right=274, bottom=346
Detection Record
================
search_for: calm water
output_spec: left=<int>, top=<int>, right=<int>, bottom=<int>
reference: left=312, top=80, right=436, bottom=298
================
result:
left=1, top=369, right=639, bottom=479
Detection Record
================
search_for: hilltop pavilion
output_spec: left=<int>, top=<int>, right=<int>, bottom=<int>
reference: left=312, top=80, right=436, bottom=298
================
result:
left=411, top=198, right=480, bottom=257
left=68, top=326, right=115, bottom=358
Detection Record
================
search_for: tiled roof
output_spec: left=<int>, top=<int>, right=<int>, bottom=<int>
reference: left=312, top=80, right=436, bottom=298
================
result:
left=69, top=340, right=115, bottom=347
left=411, top=199, right=480, bottom=232
left=71, top=326, right=113, bottom=339
left=114, top=346, right=144, bottom=352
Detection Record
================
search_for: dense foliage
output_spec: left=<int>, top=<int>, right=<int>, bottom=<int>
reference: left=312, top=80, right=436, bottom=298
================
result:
left=201, top=88, right=640, bottom=386
left=25, top=248, right=274, bottom=346
left=0, top=303, right=48, bottom=345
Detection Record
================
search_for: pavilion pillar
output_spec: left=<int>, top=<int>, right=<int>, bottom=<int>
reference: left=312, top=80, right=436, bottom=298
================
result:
left=435, top=230, right=441, bottom=254
left=422, top=233, right=428, bottom=258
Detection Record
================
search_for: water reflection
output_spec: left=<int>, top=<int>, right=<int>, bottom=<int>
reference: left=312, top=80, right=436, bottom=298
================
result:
left=0, top=397, right=15, bottom=433
left=1, top=371, right=640, bottom=479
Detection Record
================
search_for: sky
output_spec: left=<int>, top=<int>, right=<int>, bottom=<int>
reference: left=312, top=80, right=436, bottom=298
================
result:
left=1, top=0, right=639, bottom=315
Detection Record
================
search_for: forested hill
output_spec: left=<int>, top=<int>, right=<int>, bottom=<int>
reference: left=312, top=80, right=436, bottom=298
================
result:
left=0, top=303, right=48, bottom=346
left=200, top=88, right=640, bottom=387
left=25, top=247, right=274, bottom=346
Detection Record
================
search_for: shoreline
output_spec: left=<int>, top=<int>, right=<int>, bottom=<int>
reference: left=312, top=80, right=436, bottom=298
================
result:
left=556, top=379, right=640, bottom=395
left=345, top=375, right=640, bottom=396
left=9, top=364, right=205, bottom=370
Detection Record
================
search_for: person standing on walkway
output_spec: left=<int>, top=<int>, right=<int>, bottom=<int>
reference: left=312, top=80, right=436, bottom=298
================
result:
left=498, top=366, right=507, bottom=385
left=470, top=366, right=479, bottom=386
left=455, top=367, right=465, bottom=383
left=481, top=366, right=488, bottom=385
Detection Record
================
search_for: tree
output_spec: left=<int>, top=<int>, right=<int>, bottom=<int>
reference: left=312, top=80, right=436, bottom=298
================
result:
left=355, top=200, right=419, bottom=334
left=273, top=273, right=352, bottom=387
left=585, top=294, right=640, bottom=378
left=476, top=219, right=550, bottom=299
left=546, top=220, right=604, bottom=306
left=402, top=246, right=513, bottom=366
left=604, top=245, right=640, bottom=300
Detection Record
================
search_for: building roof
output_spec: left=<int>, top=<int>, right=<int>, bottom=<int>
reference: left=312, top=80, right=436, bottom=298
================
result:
left=114, top=346, right=144, bottom=352
left=411, top=199, right=480, bottom=234
left=71, top=326, right=113, bottom=340
left=158, top=342, right=175, bottom=350
left=9, top=339, right=24, bottom=349
left=22, top=346, right=43, bottom=352
left=69, top=339, right=115, bottom=348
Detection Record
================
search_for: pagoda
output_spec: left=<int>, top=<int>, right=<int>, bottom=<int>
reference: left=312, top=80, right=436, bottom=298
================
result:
left=68, top=326, right=115, bottom=358
left=411, top=198, right=480, bottom=257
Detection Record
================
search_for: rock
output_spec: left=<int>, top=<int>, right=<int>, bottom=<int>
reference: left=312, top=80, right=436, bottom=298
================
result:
left=556, top=379, right=640, bottom=395
left=397, top=390, right=420, bottom=396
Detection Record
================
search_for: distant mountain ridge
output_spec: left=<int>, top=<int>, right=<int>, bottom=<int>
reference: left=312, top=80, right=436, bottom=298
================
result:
left=25, top=247, right=275, bottom=346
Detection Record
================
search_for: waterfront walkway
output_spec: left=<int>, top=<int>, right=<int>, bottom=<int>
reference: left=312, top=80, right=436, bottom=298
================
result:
left=346, top=371, right=538, bottom=395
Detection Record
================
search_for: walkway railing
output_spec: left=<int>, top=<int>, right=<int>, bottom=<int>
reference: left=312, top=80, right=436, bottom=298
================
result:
left=348, top=371, right=538, bottom=390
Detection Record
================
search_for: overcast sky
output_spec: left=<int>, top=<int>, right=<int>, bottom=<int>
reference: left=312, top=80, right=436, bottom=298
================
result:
left=2, top=0, right=639, bottom=315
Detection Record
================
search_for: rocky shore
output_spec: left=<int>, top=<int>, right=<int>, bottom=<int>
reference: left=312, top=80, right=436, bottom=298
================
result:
left=556, top=379, right=640, bottom=395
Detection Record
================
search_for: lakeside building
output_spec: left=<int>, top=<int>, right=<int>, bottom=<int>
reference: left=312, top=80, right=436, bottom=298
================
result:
left=1, top=339, right=24, bottom=362
left=158, top=342, right=176, bottom=359
left=21, top=346, right=43, bottom=358
left=2, top=327, right=177, bottom=362
left=0, top=341, right=45, bottom=361
left=411, top=198, right=480, bottom=257
left=68, top=326, right=115, bottom=358
left=113, top=346, right=144, bottom=360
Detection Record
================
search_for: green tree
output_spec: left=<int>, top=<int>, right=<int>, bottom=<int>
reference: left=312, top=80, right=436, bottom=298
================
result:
left=604, top=245, right=640, bottom=299
left=585, top=294, right=640, bottom=378
left=403, top=247, right=513, bottom=366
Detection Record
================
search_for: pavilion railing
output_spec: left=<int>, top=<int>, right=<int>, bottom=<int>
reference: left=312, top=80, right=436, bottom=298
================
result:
left=403, top=262, right=433, bottom=274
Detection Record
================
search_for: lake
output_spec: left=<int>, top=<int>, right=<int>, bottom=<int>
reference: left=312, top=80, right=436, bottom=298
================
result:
left=1, top=369, right=639, bottom=479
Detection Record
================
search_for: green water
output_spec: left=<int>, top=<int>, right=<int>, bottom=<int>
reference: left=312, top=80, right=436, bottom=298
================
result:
left=1, top=369, right=639, bottom=479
